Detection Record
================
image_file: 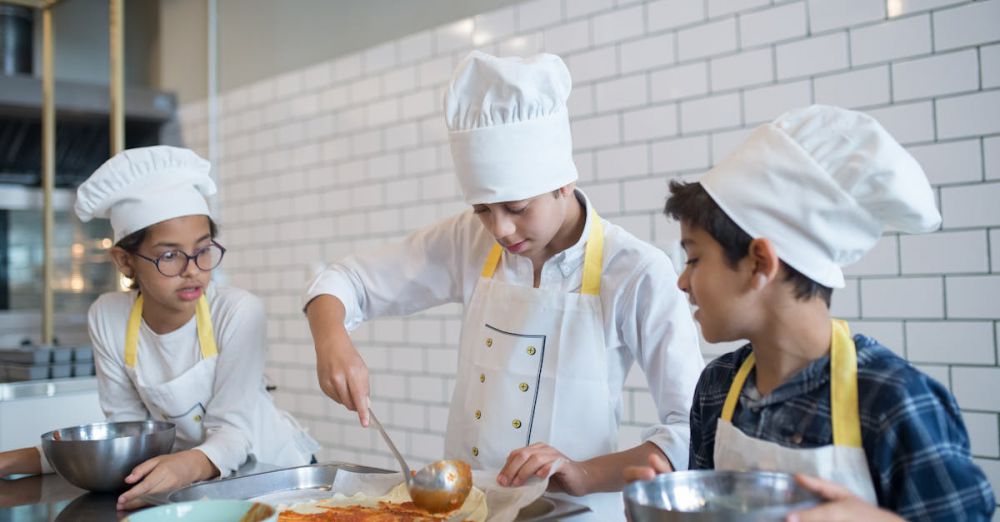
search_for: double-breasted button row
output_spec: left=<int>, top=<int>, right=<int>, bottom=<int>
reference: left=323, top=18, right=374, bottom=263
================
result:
left=483, top=338, right=537, bottom=356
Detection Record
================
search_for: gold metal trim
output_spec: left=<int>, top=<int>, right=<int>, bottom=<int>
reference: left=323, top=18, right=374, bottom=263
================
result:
left=109, top=0, right=125, bottom=154
left=41, top=5, right=54, bottom=345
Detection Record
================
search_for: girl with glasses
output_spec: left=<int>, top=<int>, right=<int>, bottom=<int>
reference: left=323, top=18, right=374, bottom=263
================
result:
left=0, top=146, right=319, bottom=510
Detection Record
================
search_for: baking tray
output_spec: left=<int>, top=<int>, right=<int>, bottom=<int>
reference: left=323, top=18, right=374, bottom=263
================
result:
left=164, top=462, right=589, bottom=521
left=0, top=362, right=50, bottom=381
left=0, top=347, right=52, bottom=364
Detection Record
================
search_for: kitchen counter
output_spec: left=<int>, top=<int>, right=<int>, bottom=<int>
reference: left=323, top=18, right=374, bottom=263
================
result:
left=0, top=378, right=103, bottom=453
left=0, top=377, right=97, bottom=402
left=0, top=472, right=113, bottom=522
left=0, top=461, right=279, bottom=522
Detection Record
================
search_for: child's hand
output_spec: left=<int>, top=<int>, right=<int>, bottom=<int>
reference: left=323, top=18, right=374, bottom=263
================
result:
left=622, top=452, right=672, bottom=483
left=497, top=443, right=589, bottom=496
left=787, top=474, right=903, bottom=522
left=116, top=450, right=218, bottom=511
left=307, top=295, right=371, bottom=427
left=0, top=447, right=42, bottom=478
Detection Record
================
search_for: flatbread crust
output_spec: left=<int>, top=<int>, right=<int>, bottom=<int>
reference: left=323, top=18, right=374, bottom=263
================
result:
left=278, top=482, right=487, bottom=522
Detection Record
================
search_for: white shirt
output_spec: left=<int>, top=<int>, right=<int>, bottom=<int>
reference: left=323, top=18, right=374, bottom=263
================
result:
left=68, top=285, right=316, bottom=477
left=305, top=191, right=704, bottom=469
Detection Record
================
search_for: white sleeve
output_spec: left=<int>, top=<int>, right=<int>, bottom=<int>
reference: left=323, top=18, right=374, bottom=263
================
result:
left=90, top=301, right=149, bottom=423
left=619, top=257, right=704, bottom=471
left=192, top=292, right=264, bottom=478
left=303, top=213, right=470, bottom=329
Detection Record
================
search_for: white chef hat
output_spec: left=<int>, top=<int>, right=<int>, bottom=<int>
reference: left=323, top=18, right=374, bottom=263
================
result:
left=701, top=105, right=941, bottom=289
left=445, top=50, right=577, bottom=204
left=75, top=146, right=216, bottom=243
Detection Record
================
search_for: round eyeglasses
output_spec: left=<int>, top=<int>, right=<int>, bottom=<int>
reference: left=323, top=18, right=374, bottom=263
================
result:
left=131, top=241, right=226, bottom=277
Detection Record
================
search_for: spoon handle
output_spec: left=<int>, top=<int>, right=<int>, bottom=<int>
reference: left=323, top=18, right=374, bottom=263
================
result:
left=368, top=408, right=412, bottom=481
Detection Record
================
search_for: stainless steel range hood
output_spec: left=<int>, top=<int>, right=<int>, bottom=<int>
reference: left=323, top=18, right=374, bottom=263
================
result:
left=0, top=73, right=176, bottom=187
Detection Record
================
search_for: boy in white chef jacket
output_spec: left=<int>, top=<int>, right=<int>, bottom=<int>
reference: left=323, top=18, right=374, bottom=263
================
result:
left=624, top=106, right=995, bottom=520
left=304, top=51, right=704, bottom=519
left=0, top=146, right=319, bottom=510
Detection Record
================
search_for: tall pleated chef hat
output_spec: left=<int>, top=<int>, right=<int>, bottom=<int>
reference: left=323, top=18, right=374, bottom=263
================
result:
left=700, top=105, right=941, bottom=289
left=445, top=50, right=577, bottom=205
left=75, top=146, right=216, bottom=243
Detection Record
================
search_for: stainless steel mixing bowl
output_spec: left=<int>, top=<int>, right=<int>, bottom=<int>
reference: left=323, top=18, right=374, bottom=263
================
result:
left=624, top=470, right=822, bottom=521
left=41, top=420, right=175, bottom=492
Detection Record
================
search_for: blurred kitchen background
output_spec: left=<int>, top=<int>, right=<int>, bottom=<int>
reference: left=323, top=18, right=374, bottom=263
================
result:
left=0, top=0, right=997, bottom=510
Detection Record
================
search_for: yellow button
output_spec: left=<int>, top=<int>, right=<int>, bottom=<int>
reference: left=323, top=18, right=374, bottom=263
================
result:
left=193, top=415, right=202, bottom=423
left=512, top=419, right=522, bottom=429
left=472, top=447, right=479, bottom=457
left=519, top=382, right=529, bottom=392
left=485, top=338, right=493, bottom=348
left=475, top=410, right=481, bottom=420
left=527, top=346, right=537, bottom=356
left=480, top=373, right=486, bottom=383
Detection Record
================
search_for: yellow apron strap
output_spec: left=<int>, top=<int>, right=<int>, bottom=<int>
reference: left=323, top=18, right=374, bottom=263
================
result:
left=124, top=294, right=218, bottom=368
left=721, top=352, right=756, bottom=421
left=480, top=243, right=503, bottom=279
left=478, top=208, right=605, bottom=296
left=124, top=294, right=144, bottom=369
left=830, top=319, right=862, bottom=448
left=580, top=208, right=604, bottom=296
left=195, top=295, right=219, bottom=359
left=718, top=319, right=862, bottom=448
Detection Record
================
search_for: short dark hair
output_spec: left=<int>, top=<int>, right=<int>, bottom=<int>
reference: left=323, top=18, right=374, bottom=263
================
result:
left=664, top=180, right=832, bottom=306
left=115, top=217, right=219, bottom=290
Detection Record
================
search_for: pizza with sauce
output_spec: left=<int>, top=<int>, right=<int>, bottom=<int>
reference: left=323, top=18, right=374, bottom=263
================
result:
left=276, top=482, right=487, bottom=522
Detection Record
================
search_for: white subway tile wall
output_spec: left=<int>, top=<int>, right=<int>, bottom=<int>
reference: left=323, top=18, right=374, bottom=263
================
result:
left=177, top=0, right=1000, bottom=502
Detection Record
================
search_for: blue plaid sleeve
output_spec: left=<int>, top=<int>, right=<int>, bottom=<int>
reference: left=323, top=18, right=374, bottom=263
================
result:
left=859, top=346, right=996, bottom=521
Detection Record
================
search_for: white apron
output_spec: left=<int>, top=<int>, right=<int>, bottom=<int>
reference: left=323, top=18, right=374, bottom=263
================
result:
left=713, top=319, right=879, bottom=504
left=124, top=294, right=219, bottom=450
left=444, top=209, right=625, bottom=521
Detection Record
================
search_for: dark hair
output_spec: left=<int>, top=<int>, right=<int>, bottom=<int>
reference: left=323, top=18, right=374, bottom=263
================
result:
left=664, top=181, right=832, bottom=306
left=115, top=217, right=219, bottom=290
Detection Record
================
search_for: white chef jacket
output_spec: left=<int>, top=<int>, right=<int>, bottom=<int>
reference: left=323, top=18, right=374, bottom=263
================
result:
left=49, top=284, right=317, bottom=477
left=305, top=191, right=704, bottom=469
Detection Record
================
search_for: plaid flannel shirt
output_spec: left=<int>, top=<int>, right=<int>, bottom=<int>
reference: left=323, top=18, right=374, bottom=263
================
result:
left=688, top=334, right=996, bottom=521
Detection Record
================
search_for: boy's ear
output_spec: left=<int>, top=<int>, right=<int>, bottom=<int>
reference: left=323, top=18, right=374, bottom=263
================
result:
left=747, top=238, right=781, bottom=289
left=555, top=182, right=576, bottom=198
left=109, top=247, right=135, bottom=278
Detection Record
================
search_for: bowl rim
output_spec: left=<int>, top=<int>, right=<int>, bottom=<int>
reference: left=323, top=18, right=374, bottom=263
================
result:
left=623, top=469, right=823, bottom=513
left=41, top=420, right=176, bottom=442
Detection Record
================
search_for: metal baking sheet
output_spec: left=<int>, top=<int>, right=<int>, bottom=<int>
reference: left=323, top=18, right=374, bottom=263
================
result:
left=165, top=463, right=589, bottom=521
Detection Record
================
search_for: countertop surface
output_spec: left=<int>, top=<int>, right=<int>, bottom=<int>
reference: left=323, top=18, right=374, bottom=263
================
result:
left=0, top=461, right=278, bottom=522
left=0, top=377, right=97, bottom=402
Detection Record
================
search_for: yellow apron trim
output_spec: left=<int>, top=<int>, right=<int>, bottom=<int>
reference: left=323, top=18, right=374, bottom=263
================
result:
left=479, top=208, right=604, bottom=295
left=124, top=294, right=218, bottom=369
left=580, top=209, right=604, bottom=296
left=124, top=294, right=144, bottom=368
left=720, top=319, right=862, bottom=448
left=720, top=350, right=755, bottom=422
left=830, top=319, right=861, bottom=447
left=481, top=243, right=504, bottom=279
